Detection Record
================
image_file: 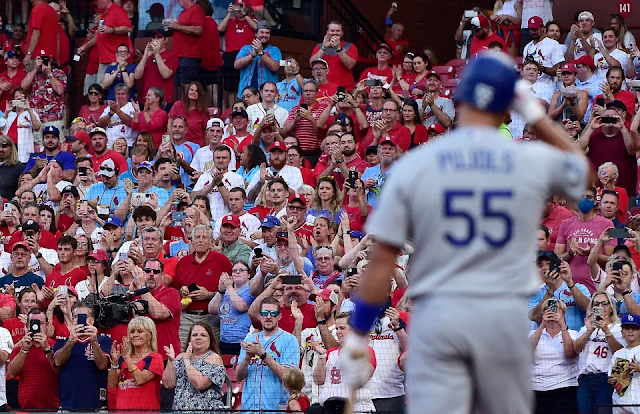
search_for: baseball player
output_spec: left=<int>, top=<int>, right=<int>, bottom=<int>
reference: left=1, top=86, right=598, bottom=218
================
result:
left=341, top=51, right=590, bottom=414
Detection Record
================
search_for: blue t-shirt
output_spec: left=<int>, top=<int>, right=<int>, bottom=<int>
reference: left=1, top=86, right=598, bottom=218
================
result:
left=615, top=293, right=640, bottom=317
left=167, top=239, right=190, bottom=259
left=0, top=272, right=44, bottom=294
left=238, top=328, right=298, bottom=411
left=236, top=165, right=259, bottom=211
left=236, top=44, right=282, bottom=99
left=104, top=64, right=137, bottom=100
left=119, top=169, right=138, bottom=185
left=85, top=181, right=128, bottom=214
left=219, top=284, right=255, bottom=343
left=275, top=78, right=302, bottom=112
left=528, top=282, right=591, bottom=331
left=134, top=186, right=169, bottom=207
left=306, top=208, right=345, bottom=225
left=54, top=335, right=112, bottom=410
left=361, top=164, right=396, bottom=209
left=175, top=142, right=200, bottom=190
left=24, top=151, right=76, bottom=172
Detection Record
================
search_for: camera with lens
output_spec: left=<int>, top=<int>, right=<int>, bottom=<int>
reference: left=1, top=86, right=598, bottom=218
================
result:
left=85, top=292, right=149, bottom=329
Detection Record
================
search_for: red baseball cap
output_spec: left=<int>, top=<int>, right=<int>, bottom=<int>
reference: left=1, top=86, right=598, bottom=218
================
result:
left=10, top=242, right=30, bottom=254
left=426, top=70, right=441, bottom=80
left=221, top=214, right=241, bottom=228
left=88, top=249, right=109, bottom=263
left=428, top=124, right=446, bottom=134
left=527, top=16, right=544, bottom=29
left=310, top=288, right=338, bottom=304
left=471, top=15, right=489, bottom=29
left=560, top=63, right=577, bottom=74
left=288, top=193, right=307, bottom=204
left=270, top=141, right=287, bottom=152
left=73, top=131, right=91, bottom=147
left=572, top=55, right=596, bottom=69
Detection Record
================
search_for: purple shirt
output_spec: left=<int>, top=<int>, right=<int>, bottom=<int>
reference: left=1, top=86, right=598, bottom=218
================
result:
left=556, top=215, right=615, bottom=292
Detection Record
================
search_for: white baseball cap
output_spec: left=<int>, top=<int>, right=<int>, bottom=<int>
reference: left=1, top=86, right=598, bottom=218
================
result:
left=206, top=118, right=224, bottom=130
left=97, top=159, right=117, bottom=177
left=578, top=11, right=594, bottom=21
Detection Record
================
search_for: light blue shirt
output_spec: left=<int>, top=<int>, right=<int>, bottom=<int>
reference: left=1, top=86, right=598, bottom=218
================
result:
left=238, top=328, right=298, bottom=411
left=615, top=293, right=640, bottom=317
left=85, top=181, right=128, bottom=214
left=361, top=163, right=396, bottom=209
left=219, top=285, right=255, bottom=343
left=528, top=282, right=591, bottom=331
left=119, top=170, right=138, bottom=184
left=576, top=73, right=604, bottom=123
left=236, top=165, right=260, bottom=211
left=134, top=186, right=169, bottom=207
left=175, top=142, right=201, bottom=190
left=275, top=78, right=302, bottom=112
left=236, top=44, right=282, bottom=99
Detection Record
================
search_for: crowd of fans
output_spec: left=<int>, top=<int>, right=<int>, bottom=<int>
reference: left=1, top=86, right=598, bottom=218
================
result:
left=1, top=0, right=640, bottom=413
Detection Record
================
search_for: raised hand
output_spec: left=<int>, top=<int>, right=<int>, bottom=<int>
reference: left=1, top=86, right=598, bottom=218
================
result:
left=165, top=344, right=176, bottom=361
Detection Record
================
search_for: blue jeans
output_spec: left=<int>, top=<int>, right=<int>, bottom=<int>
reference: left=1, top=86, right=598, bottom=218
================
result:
left=577, top=373, right=613, bottom=414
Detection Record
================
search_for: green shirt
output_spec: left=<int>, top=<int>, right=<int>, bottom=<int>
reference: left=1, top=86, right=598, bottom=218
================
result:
left=222, top=240, right=252, bottom=264
left=498, top=123, right=513, bottom=139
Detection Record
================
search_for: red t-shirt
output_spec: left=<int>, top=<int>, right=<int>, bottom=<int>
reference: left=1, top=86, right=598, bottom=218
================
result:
left=52, top=317, right=71, bottom=338
left=141, top=49, right=179, bottom=105
left=45, top=264, right=88, bottom=288
left=542, top=206, right=574, bottom=251
left=96, top=3, right=133, bottom=64
left=358, top=66, right=393, bottom=84
left=300, top=167, right=317, bottom=188
left=587, top=129, right=637, bottom=197
left=84, top=29, right=100, bottom=75
left=11, top=340, right=59, bottom=410
left=0, top=70, right=27, bottom=114
left=362, top=122, right=411, bottom=152
left=79, top=104, right=108, bottom=128
left=248, top=206, right=271, bottom=220
left=56, top=24, right=70, bottom=69
left=136, top=285, right=181, bottom=360
left=99, top=323, right=129, bottom=347
left=131, top=108, right=169, bottom=147
left=93, top=149, right=129, bottom=176
left=469, top=33, right=507, bottom=58
left=343, top=203, right=372, bottom=233
left=223, top=17, right=258, bottom=52
left=3, top=317, right=25, bottom=344
left=168, top=101, right=209, bottom=147
left=384, top=38, right=410, bottom=65
left=174, top=251, right=233, bottom=311
left=174, top=5, right=205, bottom=59
left=294, top=223, right=314, bottom=245
left=311, top=42, right=359, bottom=87
left=279, top=302, right=316, bottom=333
left=113, top=352, right=163, bottom=411
left=8, top=229, right=57, bottom=250
left=201, top=17, right=223, bottom=70
left=411, top=123, right=429, bottom=147
left=25, top=3, right=59, bottom=59
left=313, top=156, right=370, bottom=190
left=223, top=133, right=253, bottom=155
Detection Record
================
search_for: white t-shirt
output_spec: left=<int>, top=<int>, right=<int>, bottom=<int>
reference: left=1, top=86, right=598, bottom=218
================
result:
left=530, top=328, right=580, bottom=391
left=28, top=248, right=59, bottom=279
left=190, top=145, right=237, bottom=172
left=193, top=171, right=245, bottom=222
left=368, top=316, right=405, bottom=398
left=246, top=103, right=289, bottom=133
left=300, top=325, right=337, bottom=404
left=0, top=327, right=13, bottom=405
left=509, top=80, right=554, bottom=139
left=595, top=48, right=630, bottom=79
left=572, top=33, right=603, bottom=60
left=76, top=226, right=105, bottom=251
left=100, top=102, right=137, bottom=147
left=417, top=96, right=456, bottom=128
left=609, top=345, right=640, bottom=408
left=522, top=37, right=565, bottom=86
left=577, top=324, right=625, bottom=376
left=521, top=0, right=553, bottom=29
left=32, top=180, right=73, bottom=212
left=213, top=212, right=261, bottom=240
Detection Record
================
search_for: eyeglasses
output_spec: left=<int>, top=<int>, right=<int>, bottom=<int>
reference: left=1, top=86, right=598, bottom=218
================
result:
left=143, top=268, right=162, bottom=274
left=0, top=143, right=11, bottom=148
left=116, top=49, right=129, bottom=54
left=232, top=267, right=249, bottom=273
left=593, top=301, right=610, bottom=307
left=287, top=204, right=305, bottom=211
left=88, top=91, right=101, bottom=96
left=77, top=242, right=88, bottom=247
left=11, top=252, right=29, bottom=257
left=260, top=310, right=280, bottom=317
left=242, top=93, right=254, bottom=99
left=87, top=258, right=101, bottom=264
left=382, top=108, right=398, bottom=113
left=320, top=175, right=335, bottom=180
left=316, top=256, right=333, bottom=262
left=584, top=194, right=595, bottom=200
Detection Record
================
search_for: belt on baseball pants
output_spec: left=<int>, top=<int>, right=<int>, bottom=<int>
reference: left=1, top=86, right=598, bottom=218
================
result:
left=185, top=309, right=208, bottom=315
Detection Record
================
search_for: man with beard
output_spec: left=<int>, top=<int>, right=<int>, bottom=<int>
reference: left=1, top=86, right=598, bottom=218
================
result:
left=468, top=15, right=506, bottom=57
left=237, top=296, right=299, bottom=413
left=419, top=71, right=455, bottom=128
left=522, top=16, right=564, bottom=88
left=234, top=21, right=282, bottom=99
left=361, top=138, right=398, bottom=208
left=88, top=127, right=129, bottom=174
left=24, top=126, right=76, bottom=182
left=579, top=107, right=638, bottom=202
left=314, top=133, right=369, bottom=190
left=594, top=67, right=635, bottom=124
left=129, top=258, right=181, bottom=362
left=97, top=84, right=137, bottom=148
left=174, top=225, right=232, bottom=344
left=86, top=158, right=128, bottom=218
left=247, top=141, right=303, bottom=202
left=594, top=28, right=629, bottom=80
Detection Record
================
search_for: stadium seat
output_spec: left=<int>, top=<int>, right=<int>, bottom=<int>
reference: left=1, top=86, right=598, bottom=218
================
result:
left=441, top=78, right=459, bottom=88
left=513, top=56, right=524, bottom=65
left=443, top=88, right=456, bottom=98
left=445, top=58, right=469, bottom=68
left=432, top=65, right=455, bottom=79
left=208, top=107, right=221, bottom=117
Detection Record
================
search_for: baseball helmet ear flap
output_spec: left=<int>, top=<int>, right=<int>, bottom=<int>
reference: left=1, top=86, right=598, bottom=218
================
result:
left=454, top=51, right=519, bottom=114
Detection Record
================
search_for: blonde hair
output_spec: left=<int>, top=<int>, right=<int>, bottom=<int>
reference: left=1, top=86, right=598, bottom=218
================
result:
left=588, top=292, right=621, bottom=325
left=542, top=298, right=567, bottom=314
left=112, top=137, right=130, bottom=158
left=126, top=316, right=158, bottom=355
left=0, top=136, right=19, bottom=166
left=283, top=367, right=305, bottom=401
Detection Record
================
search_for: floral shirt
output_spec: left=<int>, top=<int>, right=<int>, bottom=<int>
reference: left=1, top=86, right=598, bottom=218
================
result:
left=28, top=69, right=67, bottom=123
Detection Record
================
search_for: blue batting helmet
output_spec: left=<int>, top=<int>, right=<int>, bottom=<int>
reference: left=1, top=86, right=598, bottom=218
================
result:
left=454, top=51, right=519, bottom=114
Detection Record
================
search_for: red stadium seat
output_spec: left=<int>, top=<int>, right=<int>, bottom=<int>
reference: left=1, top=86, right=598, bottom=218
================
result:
left=432, top=65, right=455, bottom=79
left=445, top=58, right=469, bottom=68
left=208, top=107, right=221, bottom=117
left=443, top=88, right=456, bottom=98
left=441, top=78, right=459, bottom=88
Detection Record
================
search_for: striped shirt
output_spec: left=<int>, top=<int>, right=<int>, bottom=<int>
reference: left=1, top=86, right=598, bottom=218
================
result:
left=283, top=101, right=328, bottom=151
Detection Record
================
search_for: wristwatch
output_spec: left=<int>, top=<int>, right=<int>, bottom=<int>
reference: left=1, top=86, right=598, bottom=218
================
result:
left=216, top=182, right=225, bottom=188
left=259, top=352, right=268, bottom=360
left=44, top=348, right=53, bottom=354
left=321, top=46, right=327, bottom=52
left=622, top=290, right=633, bottom=297
left=317, top=319, right=327, bottom=325
left=336, top=47, right=343, bottom=52
left=35, top=253, right=43, bottom=260
left=335, top=158, right=344, bottom=164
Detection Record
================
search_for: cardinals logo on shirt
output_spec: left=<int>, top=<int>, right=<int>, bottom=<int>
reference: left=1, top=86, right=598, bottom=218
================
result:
left=270, top=342, right=281, bottom=357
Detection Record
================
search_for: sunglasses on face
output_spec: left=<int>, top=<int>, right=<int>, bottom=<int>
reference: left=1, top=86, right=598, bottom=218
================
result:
left=143, top=268, right=161, bottom=274
left=88, top=91, right=101, bottom=96
left=0, top=143, right=11, bottom=148
left=260, top=310, right=280, bottom=317
left=100, top=166, right=114, bottom=172
left=593, top=301, right=610, bottom=307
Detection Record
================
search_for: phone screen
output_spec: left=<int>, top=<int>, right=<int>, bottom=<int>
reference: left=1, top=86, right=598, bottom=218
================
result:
left=610, top=228, right=630, bottom=239
left=77, top=313, right=87, bottom=326
left=188, top=283, right=199, bottom=292
left=282, top=275, right=302, bottom=285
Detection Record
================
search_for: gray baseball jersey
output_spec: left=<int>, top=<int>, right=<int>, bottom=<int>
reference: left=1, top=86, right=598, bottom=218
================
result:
left=366, top=126, right=588, bottom=298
